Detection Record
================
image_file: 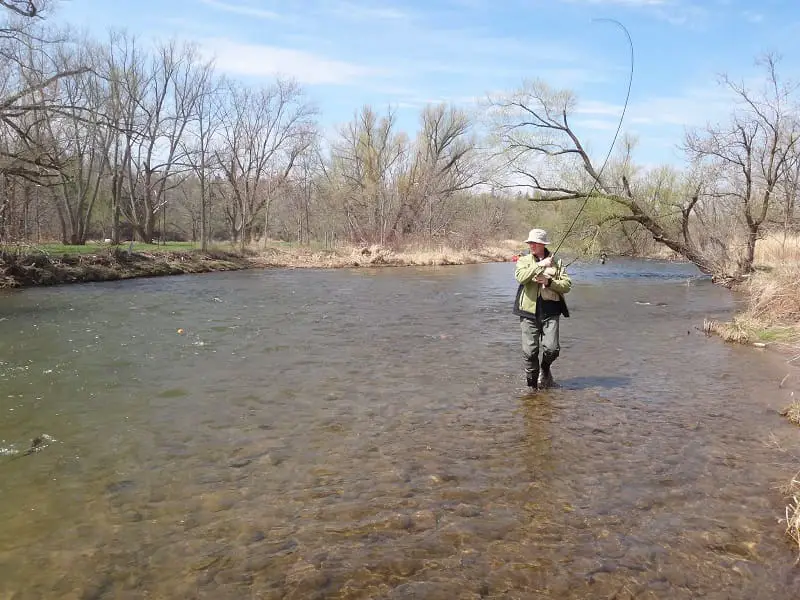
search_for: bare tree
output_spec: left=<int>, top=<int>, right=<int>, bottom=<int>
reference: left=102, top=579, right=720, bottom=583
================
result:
left=0, top=2, right=89, bottom=182
left=37, top=38, right=113, bottom=244
left=181, top=69, right=220, bottom=250
left=778, top=147, right=800, bottom=235
left=329, top=105, right=408, bottom=244
left=112, top=38, right=209, bottom=242
left=0, top=1, right=43, bottom=17
left=685, top=55, right=800, bottom=274
left=215, top=78, right=316, bottom=249
left=283, top=145, right=321, bottom=244
left=397, top=103, right=483, bottom=239
left=101, top=30, right=143, bottom=244
left=492, top=79, right=735, bottom=280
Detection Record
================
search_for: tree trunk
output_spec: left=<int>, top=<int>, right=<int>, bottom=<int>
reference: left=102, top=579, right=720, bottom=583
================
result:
left=200, top=174, right=207, bottom=251
left=143, top=209, right=157, bottom=243
left=54, top=202, right=69, bottom=245
left=742, top=227, right=758, bottom=274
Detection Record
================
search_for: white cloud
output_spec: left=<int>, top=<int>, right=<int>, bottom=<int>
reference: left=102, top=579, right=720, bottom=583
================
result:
left=742, top=10, right=764, bottom=23
left=559, top=0, right=709, bottom=27
left=561, top=0, right=668, bottom=5
left=654, top=4, right=708, bottom=26
left=197, top=38, right=380, bottom=84
left=564, top=84, right=735, bottom=152
left=329, top=2, right=410, bottom=21
left=574, top=100, right=625, bottom=117
left=573, top=118, right=620, bottom=131
left=198, top=0, right=280, bottom=20
left=627, top=87, right=734, bottom=127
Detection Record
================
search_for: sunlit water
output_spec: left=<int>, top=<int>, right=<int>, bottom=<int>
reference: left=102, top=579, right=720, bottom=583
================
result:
left=1, top=259, right=799, bottom=599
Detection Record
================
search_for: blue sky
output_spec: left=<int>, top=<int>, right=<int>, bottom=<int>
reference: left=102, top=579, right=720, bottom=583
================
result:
left=52, top=0, right=800, bottom=166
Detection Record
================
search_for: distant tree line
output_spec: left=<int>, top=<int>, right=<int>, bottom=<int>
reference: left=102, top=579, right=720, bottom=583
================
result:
left=2, top=1, right=798, bottom=282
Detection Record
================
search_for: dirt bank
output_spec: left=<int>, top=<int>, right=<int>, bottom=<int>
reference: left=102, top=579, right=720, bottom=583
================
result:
left=0, top=243, right=519, bottom=289
left=0, top=248, right=258, bottom=288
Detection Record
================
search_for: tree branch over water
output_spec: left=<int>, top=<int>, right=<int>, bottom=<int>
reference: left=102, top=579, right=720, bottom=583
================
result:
left=491, top=71, right=800, bottom=283
left=491, top=79, right=719, bottom=275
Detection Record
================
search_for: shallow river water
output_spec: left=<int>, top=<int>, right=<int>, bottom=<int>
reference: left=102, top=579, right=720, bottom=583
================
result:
left=1, top=259, right=799, bottom=599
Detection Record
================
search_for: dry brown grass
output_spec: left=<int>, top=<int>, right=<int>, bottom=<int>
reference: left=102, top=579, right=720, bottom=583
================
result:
left=783, top=471, right=800, bottom=558
left=703, top=317, right=757, bottom=344
left=747, top=265, right=800, bottom=326
left=246, top=240, right=518, bottom=269
left=708, top=232, right=800, bottom=350
left=755, top=232, right=800, bottom=268
left=780, top=398, right=800, bottom=427
left=0, top=238, right=520, bottom=287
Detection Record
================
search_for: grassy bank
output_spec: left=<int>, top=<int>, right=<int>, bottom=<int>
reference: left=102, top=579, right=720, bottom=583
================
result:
left=0, top=239, right=521, bottom=289
left=704, top=233, right=800, bottom=358
left=704, top=232, right=799, bottom=336
left=706, top=270, right=800, bottom=348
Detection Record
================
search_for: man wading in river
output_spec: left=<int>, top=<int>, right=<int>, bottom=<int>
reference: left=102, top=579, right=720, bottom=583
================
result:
left=513, top=228, right=572, bottom=390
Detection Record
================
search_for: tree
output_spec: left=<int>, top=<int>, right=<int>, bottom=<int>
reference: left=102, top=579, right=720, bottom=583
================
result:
left=0, top=1, right=42, bottom=17
left=39, top=37, right=112, bottom=244
left=215, top=78, right=316, bottom=249
left=111, top=38, right=209, bottom=242
left=492, top=79, right=747, bottom=282
left=685, top=55, right=800, bottom=275
left=0, top=1, right=89, bottom=182
left=281, top=145, right=320, bottom=244
left=329, top=105, right=408, bottom=244
left=397, top=104, right=483, bottom=239
left=181, top=69, right=220, bottom=250
left=778, top=147, right=800, bottom=234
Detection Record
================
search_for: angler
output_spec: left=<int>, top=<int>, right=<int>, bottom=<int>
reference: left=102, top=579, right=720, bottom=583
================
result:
left=513, top=228, right=572, bottom=391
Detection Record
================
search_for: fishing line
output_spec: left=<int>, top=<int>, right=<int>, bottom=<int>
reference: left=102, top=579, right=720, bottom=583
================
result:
left=552, top=17, right=635, bottom=257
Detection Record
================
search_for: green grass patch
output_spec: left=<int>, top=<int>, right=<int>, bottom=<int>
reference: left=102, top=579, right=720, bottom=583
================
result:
left=1, top=241, right=200, bottom=256
left=755, top=326, right=800, bottom=343
left=48, top=242, right=196, bottom=254
left=704, top=317, right=800, bottom=346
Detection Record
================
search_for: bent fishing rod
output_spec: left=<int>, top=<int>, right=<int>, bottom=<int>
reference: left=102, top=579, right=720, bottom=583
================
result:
left=551, top=18, right=635, bottom=262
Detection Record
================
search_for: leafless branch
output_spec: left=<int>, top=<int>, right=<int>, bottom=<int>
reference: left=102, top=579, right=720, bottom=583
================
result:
left=0, top=0, right=41, bottom=18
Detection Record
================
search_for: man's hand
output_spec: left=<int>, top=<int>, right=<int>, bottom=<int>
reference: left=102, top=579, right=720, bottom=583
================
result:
left=537, top=256, right=553, bottom=268
left=534, top=275, right=550, bottom=285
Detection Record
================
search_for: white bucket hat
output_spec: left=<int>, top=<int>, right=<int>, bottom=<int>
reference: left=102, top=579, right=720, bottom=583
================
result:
left=525, top=228, right=550, bottom=245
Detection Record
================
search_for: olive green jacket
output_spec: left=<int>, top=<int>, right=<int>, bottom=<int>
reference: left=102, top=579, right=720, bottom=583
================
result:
left=513, top=251, right=572, bottom=318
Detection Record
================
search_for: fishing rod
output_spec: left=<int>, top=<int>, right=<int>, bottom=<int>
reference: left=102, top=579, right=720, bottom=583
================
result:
left=551, top=18, right=635, bottom=260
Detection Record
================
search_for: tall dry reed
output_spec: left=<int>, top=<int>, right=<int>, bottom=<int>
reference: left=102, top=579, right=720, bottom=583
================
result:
left=748, top=233, right=800, bottom=330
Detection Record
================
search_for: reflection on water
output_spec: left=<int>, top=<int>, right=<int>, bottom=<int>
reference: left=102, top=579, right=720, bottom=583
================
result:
left=1, top=260, right=799, bottom=599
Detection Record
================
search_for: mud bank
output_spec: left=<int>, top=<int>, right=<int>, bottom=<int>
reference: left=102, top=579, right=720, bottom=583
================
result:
left=0, top=249, right=257, bottom=289
left=0, top=244, right=518, bottom=289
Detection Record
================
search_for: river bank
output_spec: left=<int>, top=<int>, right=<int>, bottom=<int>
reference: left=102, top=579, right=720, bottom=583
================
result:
left=0, top=241, right=520, bottom=289
left=0, top=247, right=255, bottom=288
left=703, top=234, right=800, bottom=388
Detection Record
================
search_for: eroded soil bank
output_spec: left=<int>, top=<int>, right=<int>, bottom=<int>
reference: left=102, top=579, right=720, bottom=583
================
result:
left=0, top=244, right=518, bottom=289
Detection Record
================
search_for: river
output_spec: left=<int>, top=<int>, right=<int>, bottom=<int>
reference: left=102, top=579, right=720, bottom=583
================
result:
left=1, top=259, right=799, bottom=599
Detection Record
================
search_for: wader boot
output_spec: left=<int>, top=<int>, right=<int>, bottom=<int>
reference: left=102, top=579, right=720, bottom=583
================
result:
left=538, top=362, right=555, bottom=389
left=526, top=370, right=538, bottom=391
